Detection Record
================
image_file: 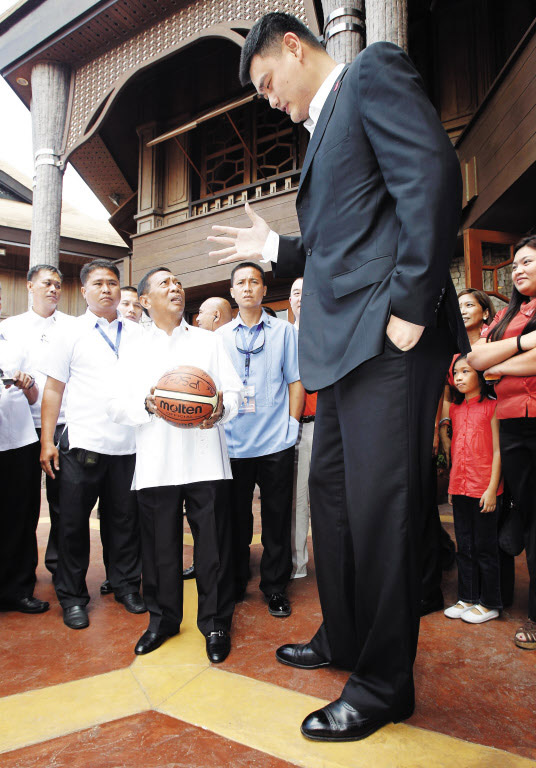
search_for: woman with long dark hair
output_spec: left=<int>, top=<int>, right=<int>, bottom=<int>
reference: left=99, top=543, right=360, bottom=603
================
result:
left=468, top=235, right=536, bottom=650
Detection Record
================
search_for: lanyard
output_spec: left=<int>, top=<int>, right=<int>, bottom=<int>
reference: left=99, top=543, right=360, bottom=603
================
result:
left=237, top=322, right=263, bottom=384
left=95, top=320, right=122, bottom=358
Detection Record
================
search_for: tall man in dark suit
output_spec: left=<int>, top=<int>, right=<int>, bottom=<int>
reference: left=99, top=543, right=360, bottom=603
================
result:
left=209, top=12, right=469, bottom=742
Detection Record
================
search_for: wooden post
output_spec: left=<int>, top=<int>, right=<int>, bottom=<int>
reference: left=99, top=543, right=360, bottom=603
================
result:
left=30, top=61, right=70, bottom=269
left=322, top=0, right=365, bottom=63
left=365, top=0, right=408, bottom=51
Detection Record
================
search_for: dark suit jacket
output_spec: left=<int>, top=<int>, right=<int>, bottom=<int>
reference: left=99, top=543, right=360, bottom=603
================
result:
left=273, top=43, right=469, bottom=391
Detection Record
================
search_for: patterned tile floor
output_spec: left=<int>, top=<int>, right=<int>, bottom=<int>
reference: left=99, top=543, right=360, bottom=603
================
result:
left=1, top=494, right=535, bottom=767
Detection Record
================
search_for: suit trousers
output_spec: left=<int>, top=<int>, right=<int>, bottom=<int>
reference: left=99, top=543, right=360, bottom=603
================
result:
left=230, top=447, right=294, bottom=597
left=499, top=417, right=536, bottom=621
left=308, top=327, right=450, bottom=719
left=36, top=425, right=63, bottom=576
left=0, top=441, right=41, bottom=601
left=291, top=420, right=314, bottom=577
left=137, top=480, right=234, bottom=636
left=54, top=444, right=141, bottom=608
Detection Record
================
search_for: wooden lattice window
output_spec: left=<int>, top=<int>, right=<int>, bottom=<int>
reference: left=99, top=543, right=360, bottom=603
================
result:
left=463, top=228, right=521, bottom=311
left=198, top=101, right=301, bottom=198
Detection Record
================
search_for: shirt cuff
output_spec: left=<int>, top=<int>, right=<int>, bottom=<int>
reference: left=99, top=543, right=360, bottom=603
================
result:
left=260, top=230, right=279, bottom=264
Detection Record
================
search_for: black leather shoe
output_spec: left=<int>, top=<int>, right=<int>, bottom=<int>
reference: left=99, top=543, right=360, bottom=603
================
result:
left=183, top=564, right=196, bottom=580
left=0, top=596, right=50, bottom=614
left=115, top=592, right=147, bottom=614
left=100, top=579, right=113, bottom=595
left=206, top=630, right=231, bottom=663
left=301, top=698, right=391, bottom=742
left=276, top=642, right=330, bottom=669
left=420, top=591, right=444, bottom=617
left=134, top=630, right=169, bottom=655
left=63, top=605, right=89, bottom=629
left=268, top=593, right=291, bottom=617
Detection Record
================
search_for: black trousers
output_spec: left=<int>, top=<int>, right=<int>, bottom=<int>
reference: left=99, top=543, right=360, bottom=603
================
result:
left=421, top=462, right=444, bottom=602
left=500, top=417, right=536, bottom=621
left=137, top=480, right=234, bottom=636
left=308, top=327, right=451, bottom=720
left=230, top=447, right=294, bottom=597
left=36, top=425, right=63, bottom=576
left=54, top=443, right=141, bottom=608
left=452, top=495, right=502, bottom=610
left=0, top=441, right=42, bottom=602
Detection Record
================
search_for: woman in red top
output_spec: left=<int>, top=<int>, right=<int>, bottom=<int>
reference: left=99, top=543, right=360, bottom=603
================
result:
left=469, top=235, right=536, bottom=649
left=445, top=355, right=502, bottom=623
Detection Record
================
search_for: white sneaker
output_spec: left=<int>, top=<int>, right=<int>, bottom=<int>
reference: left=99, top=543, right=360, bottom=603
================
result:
left=444, top=601, right=473, bottom=619
left=461, top=604, right=499, bottom=624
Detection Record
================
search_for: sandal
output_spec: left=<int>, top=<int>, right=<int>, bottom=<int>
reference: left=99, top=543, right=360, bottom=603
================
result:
left=515, top=620, right=536, bottom=650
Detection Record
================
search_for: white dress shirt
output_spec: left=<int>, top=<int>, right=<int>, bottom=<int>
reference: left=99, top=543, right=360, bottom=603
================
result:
left=261, top=63, right=346, bottom=264
left=107, top=320, right=243, bottom=491
left=0, top=308, right=74, bottom=427
left=0, top=338, right=38, bottom=451
left=43, top=309, right=140, bottom=455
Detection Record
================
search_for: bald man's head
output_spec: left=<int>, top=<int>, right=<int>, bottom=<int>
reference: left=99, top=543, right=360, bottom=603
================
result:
left=196, top=297, right=233, bottom=331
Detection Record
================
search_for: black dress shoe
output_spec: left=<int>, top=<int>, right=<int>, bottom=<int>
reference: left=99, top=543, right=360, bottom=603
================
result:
left=63, top=605, right=89, bottom=629
left=183, top=564, right=196, bottom=580
left=100, top=579, right=113, bottom=595
left=134, top=630, right=169, bottom=655
left=301, top=698, right=390, bottom=742
left=268, top=593, right=291, bottom=617
left=276, top=643, right=330, bottom=669
left=0, top=596, right=50, bottom=614
left=420, top=591, right=444, bottom=617
left=115, top=592, right=147, bottom=614
left=206, top=630, right=231, bottom=663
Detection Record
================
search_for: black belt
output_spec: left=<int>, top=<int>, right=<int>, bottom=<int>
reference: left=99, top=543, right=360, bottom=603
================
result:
left=300, top=415, right=315, bottom=423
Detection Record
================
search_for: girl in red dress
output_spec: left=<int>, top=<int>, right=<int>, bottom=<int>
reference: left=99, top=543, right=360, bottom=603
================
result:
left=444, top=355, right=503, bottom=623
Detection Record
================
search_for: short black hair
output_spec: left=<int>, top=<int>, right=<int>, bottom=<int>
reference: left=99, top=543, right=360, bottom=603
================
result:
left=137, top=267, right=172, bottom=299
left=80, top=260, right=120, bottom=286
left=120, top=285, right=138, bottom=293
left=230, top=261, right=266, bottom=286
left=137, top=267, right=173, bottom=317
left=27, top=264, right=63, bottom=282
left=450, top=354, right=491, bottom=404
left=239, top=12, right=324, bottom=86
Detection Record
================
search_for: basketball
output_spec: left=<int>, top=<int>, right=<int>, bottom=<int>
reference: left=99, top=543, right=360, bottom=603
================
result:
left=154, top=366, right=218, bottom=428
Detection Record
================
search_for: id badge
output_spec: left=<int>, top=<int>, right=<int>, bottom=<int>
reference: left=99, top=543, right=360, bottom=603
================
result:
left=239, top=384, right=256, bottom=413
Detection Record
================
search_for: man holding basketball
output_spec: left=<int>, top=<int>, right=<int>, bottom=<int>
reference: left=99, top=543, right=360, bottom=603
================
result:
left=208, top=13, right=468, bottom=742
left=108, top=267, right=242, bottom=661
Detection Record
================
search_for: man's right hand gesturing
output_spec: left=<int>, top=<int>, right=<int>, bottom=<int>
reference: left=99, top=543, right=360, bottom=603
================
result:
left=207, top=202, right=270, bottom=264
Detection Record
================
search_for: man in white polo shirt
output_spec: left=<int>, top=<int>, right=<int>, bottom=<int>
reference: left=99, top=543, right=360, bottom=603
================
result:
left=40, top=260, right=144, bottom=630
left=0, top=263, right=73, bottom=576
left=108, top=268, right=242, bottom=660
left=0, top=337, right=49, bottom=614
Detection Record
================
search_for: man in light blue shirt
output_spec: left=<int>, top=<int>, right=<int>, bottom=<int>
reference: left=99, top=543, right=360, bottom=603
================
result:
left=217, top=262, right=304, bottom=617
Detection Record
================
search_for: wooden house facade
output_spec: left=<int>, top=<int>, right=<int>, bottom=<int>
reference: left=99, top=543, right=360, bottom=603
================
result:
left=0, top=0, right=534, bottom=318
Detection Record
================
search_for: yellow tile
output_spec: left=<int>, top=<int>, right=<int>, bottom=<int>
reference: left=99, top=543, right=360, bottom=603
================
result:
left=439, top=514, right=454, bottom=524
left=132, top=664, right=207, bottom=707
left=0, top=669, right=148, bottom=754
left=158, top=668, right=533, bottom=768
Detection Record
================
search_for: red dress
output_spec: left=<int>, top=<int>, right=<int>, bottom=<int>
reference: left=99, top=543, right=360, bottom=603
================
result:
left=449, top=397, right=503, bottom=498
